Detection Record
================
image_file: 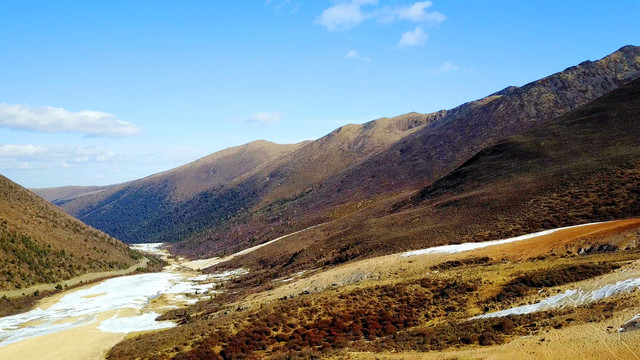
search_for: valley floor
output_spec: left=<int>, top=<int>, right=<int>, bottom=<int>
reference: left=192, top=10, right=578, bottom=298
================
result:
left=107, top=219, right=640, bottom=359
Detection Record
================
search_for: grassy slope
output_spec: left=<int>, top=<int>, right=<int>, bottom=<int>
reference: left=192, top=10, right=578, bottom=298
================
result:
left=0, top=175, right=138, bottom=291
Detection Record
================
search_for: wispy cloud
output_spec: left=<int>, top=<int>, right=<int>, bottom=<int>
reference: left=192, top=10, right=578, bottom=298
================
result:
left=266, top=0, right=301, bottom=14
left=345, top=50, right=359, bottom=59
left=245, top=111, right=282, bottom=126
left=0, top=144, right=123, bottom=167
left=316, top=1, right=444, bottom=30
left=0, top=143, right=207, bottom=187
left=398, top=26, right=428, bottom=47
left=344, top=49, right=371, bottom=62
left=315, top=0, right=377, bottom=31
left=434, top=62, right=459, bottom=73
left=0, top=103, right=141, bottom=137
left=379, top=1, right=446, bottom=23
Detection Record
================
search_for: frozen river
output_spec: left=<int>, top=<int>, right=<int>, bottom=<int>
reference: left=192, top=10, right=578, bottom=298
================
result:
left=0, top=243, right=228, bottom=348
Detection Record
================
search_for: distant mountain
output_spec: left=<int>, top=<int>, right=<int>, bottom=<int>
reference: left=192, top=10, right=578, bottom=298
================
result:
left=50, top=140, right=306, bottom=243
left=31, top=185, right=112, bottom=203
left=0, top=175, right=138, bottom=291
left=47, top=46, right=640, bottom=259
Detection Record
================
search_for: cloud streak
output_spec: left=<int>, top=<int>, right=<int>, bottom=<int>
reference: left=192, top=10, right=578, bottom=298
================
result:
left=379, top=1, right=446, bottom=23
left=0, top=103, right=141, bottom=137
left=0, top=144, right=122, bottom=164
left=245, top=111, right=282, bottom=126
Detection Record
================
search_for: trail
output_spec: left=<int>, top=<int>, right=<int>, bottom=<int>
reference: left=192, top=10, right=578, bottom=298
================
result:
left=182, top=223, right=324, bottom=270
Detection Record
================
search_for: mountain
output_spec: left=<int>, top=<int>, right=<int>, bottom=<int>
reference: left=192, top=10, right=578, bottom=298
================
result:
left=46, top=46, right=640, bottom=258
left=0, top=175, right=138, bottom=291
left=221, top=74, right=640, bottom=283
left=173, top=45, right=640, bottom=257
left=50, top=140, right=306, bottom=243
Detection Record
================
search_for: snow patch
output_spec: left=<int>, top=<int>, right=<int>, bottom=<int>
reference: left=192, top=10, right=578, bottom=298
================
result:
left=402, top=222, right=606, bottom=257
left=98, top=312, right=175, bottom=333
left=474, top=277, right=640, bottom=319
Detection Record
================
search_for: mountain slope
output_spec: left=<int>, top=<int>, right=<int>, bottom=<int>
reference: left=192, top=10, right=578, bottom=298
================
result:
left=53, top=140, right=305, bottom=243
left=0, top=175, right=138, bottom=291
left=220, top=76, right=640, bottom=282
left=173, top=45, right=640, bottom=257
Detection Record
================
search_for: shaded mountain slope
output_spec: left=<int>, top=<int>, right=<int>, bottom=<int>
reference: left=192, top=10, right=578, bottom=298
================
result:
left=216, top=76, right=640, bottom=285
left=0, top=175, right=138, bottom=291
left=54, top=112, right=443, bottom=245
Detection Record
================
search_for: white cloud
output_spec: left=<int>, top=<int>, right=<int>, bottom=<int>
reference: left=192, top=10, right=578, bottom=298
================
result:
left=0, top=103, right=141, bottom=137
left=380, top=1, right=446, bottom=23
left=435, top=62, right=459, bottom=73
left=316, top=1, right=445, bottom=31
left=0, top=144, right=123, bottom=164
left=315, top=0, right=377, bottom=31
left=245, top=111, right=282, bottom=126
left=345, top=50, right=359, bottom=59
left=398, top=26, right=428, bottom=47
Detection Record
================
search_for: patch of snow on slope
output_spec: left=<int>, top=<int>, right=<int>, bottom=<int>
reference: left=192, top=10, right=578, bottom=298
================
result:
left=401, top=222, right=606, bottom=257
left=98, top=312, right=174, bottom=333
left=474, top=277, right=640, bottom=319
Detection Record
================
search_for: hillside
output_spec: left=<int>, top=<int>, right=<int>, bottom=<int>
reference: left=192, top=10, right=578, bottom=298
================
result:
left=218, top=74, right=640, bottom=286
left=0, top=175, right=138, bottom=292
left=53, top=140, right=305, bottom=243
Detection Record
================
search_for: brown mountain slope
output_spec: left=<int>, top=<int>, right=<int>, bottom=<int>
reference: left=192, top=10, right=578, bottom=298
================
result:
left=52, top=140, right=305, bottom=243
left=0, top=175, right=138, bottom=291
left=172, top=45, right=640, bottom=258
left=215, top=75, right=640, bottom=287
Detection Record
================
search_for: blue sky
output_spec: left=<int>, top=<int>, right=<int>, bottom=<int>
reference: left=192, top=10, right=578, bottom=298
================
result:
left=1, top=0, right=639, bottom=188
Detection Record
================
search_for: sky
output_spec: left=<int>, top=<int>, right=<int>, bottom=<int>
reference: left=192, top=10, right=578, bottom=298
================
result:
left=1, top=0, right=639, bottom=188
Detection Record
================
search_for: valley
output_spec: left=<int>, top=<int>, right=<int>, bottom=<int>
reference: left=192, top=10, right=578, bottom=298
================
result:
left=2, top=42, right=640, bottom=360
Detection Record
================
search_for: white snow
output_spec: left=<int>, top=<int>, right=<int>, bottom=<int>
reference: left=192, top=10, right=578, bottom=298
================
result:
left=401, top=222, right=606, bottom=257
left=474, top=277, right=640, bottom=319
left=130, top=242, right=166, bottom=255
left=98, top=312, right=174, bottom=333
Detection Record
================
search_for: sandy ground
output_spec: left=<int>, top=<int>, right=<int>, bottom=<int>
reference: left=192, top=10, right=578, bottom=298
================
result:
left=0, top=258, right=148, bottom=299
